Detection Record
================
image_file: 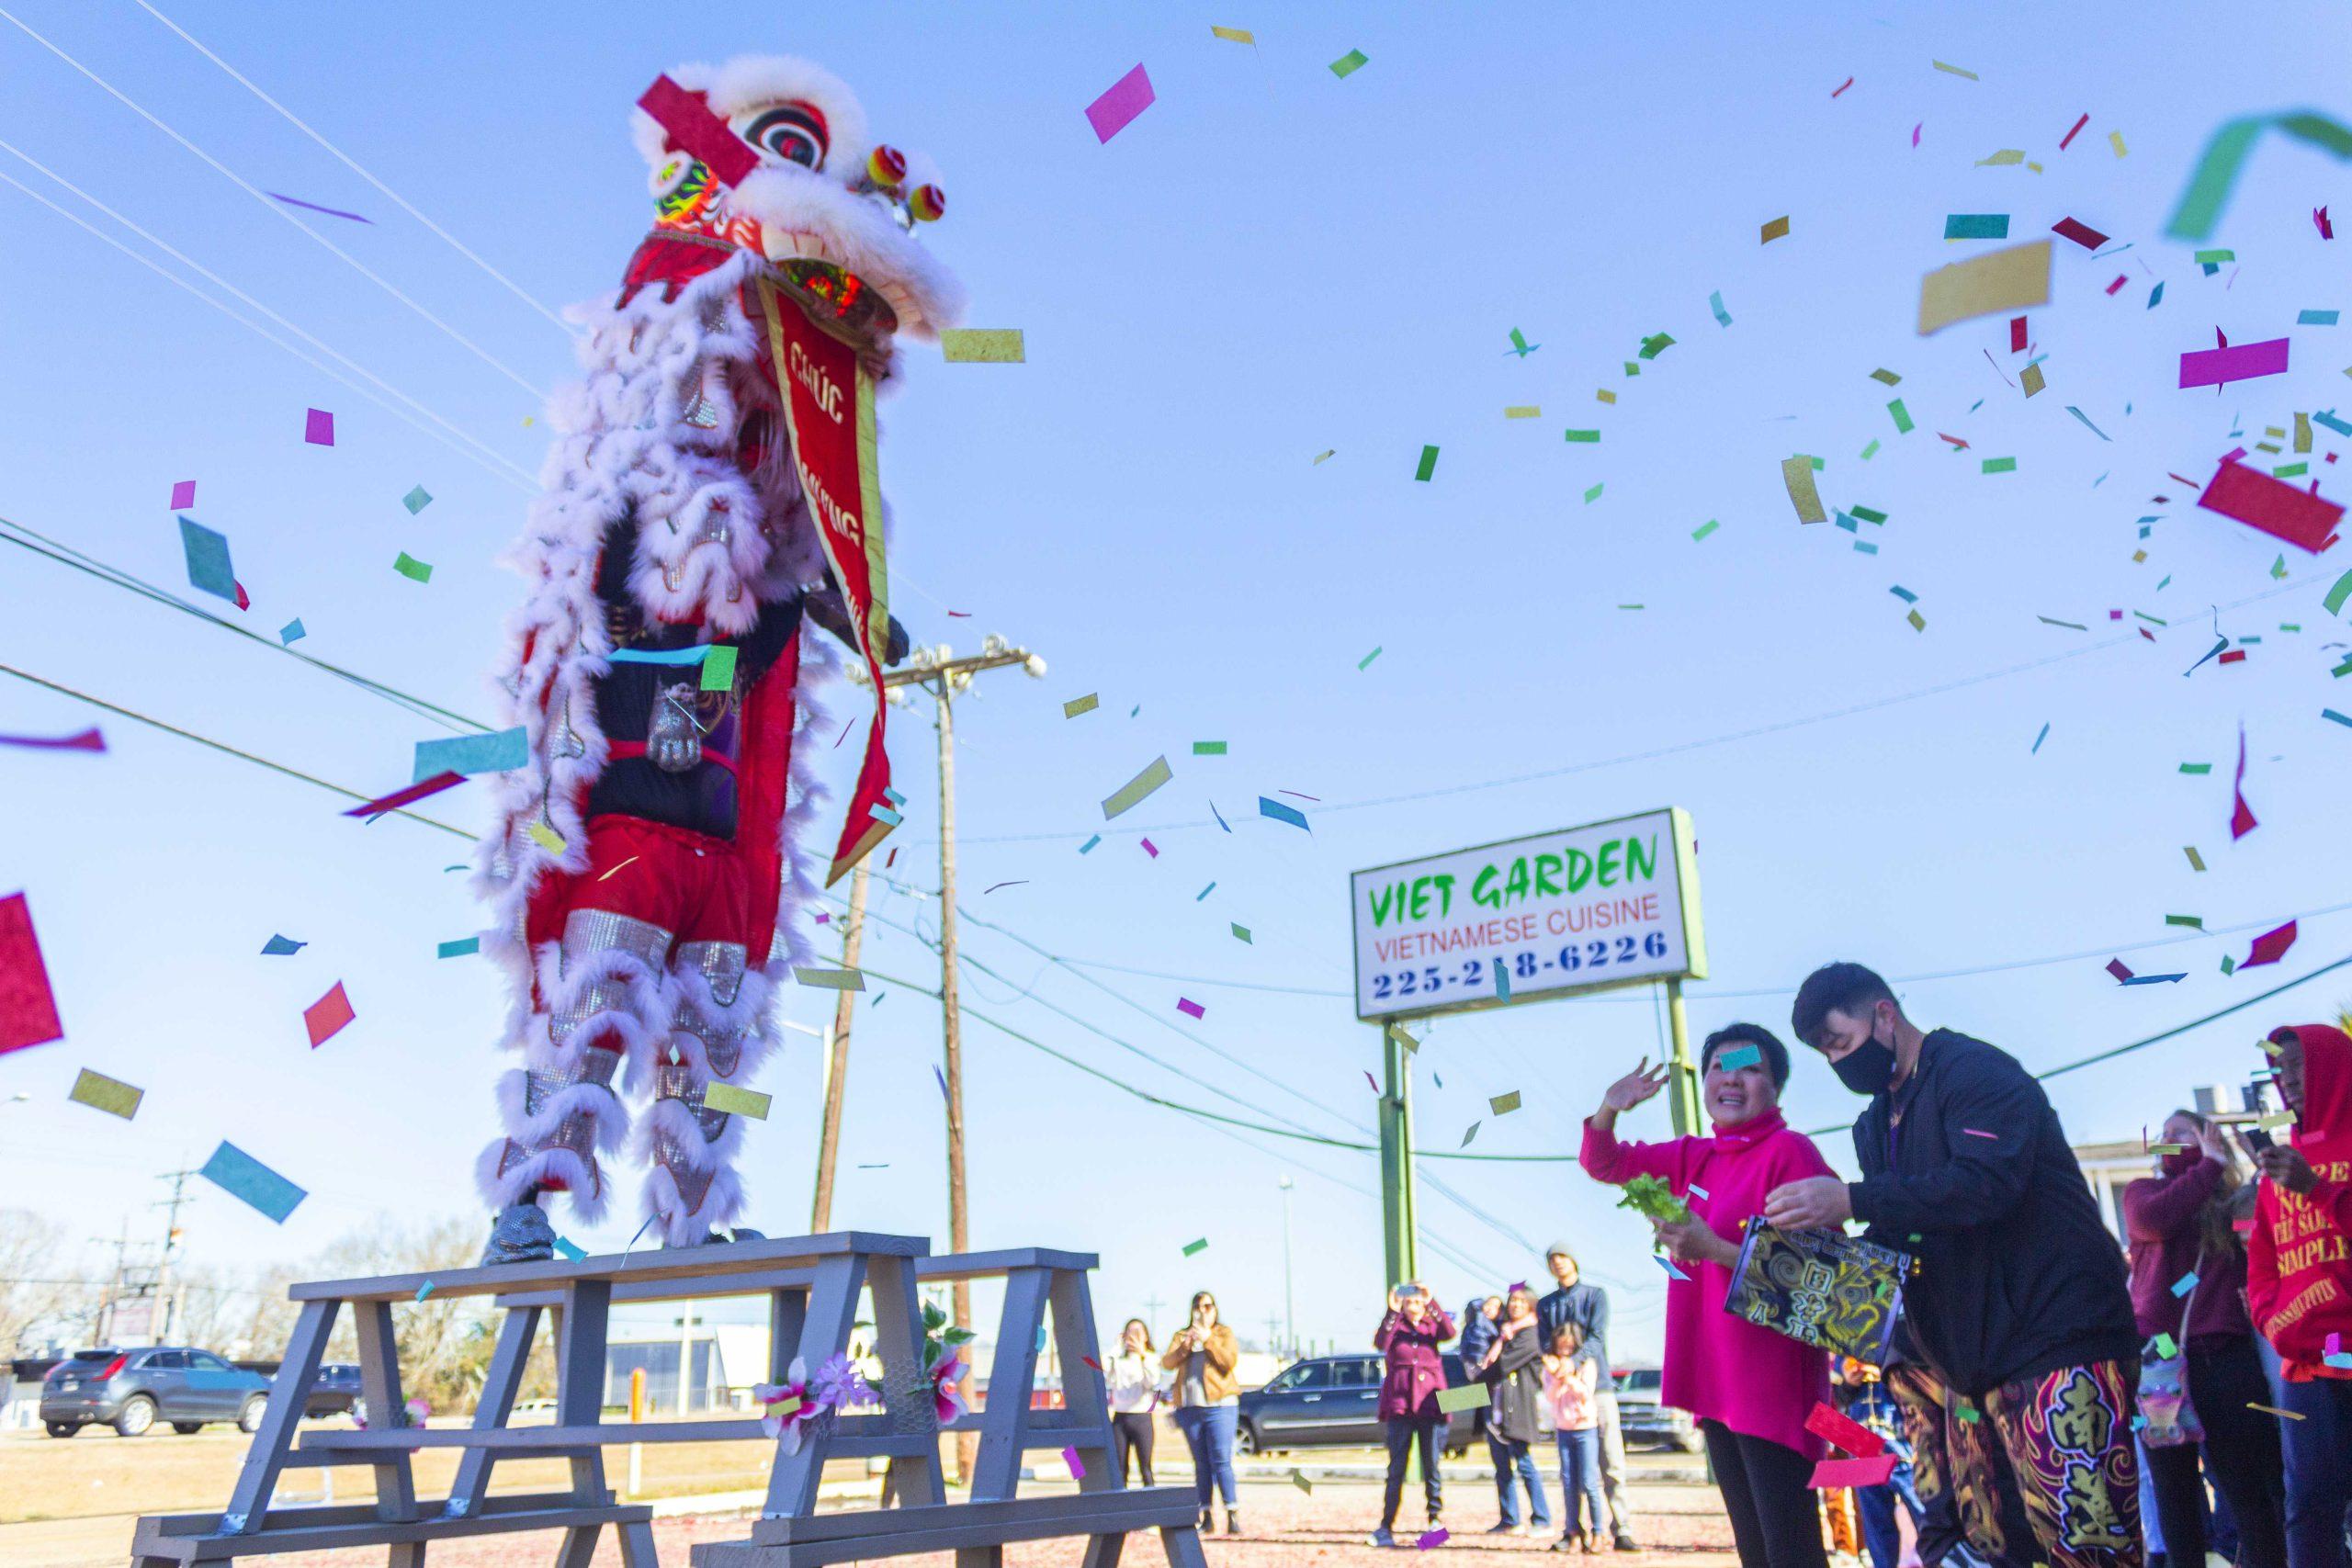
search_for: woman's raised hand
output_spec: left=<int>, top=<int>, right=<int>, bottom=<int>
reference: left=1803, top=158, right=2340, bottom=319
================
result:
left=1601, top=1057, right=1669, bottom=1113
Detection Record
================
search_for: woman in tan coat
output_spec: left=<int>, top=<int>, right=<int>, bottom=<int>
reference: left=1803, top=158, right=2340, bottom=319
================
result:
left=1161, top=1290, right=1243, bottom=1534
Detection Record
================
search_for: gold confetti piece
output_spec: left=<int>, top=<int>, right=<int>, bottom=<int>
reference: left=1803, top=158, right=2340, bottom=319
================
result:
left=2185, top=847, right=2205, bottom=872
left=705, top=1082, right=772, bottom=1119
left=1489, top=1090, right=1522, bottom=1114
left=1976, top=149, right=2025, bottom=166
left=2297, top=413, right=2313, bottom=453
left=1918, top=241, right=2052, bottom=334
left=1760, top=215, right=1791, bottom=243
left=2132, top=549, right=2149, bottom=563
left=2109, top=130, right=2128, bottom=157
left=1102, top=755, right=1173, bottom=818
left=1781, top=456, right=1827, bottom=523
left=1435, top=1383, right=1490, bottom=1413
left=1907, top=608, right=1927, bottom=631
left=1210, top=25, right=1255, bottom=43
left=1596, top=389, right=1617, bottom=404
left=2248, top=1403, right=2303, bottom=1420
left=1504, top=405, right=1542, bottom=419
left=70, top=1068, right=143, bottom=1119
left=940, top=329, right=1025, bottom=363
left=1932, top=59, right=1979, bottom=79
left=526, top=822, right=566, bottom=853
left=1064, top=693, right=1100, bottom=718
left=1313, top=449, right=1336, bottom=464
left=1871, top=368, right=1902, bottom=386
left=794, top=966, right=866, bottom=990
left=2021, top=363, right=2046, bottom=398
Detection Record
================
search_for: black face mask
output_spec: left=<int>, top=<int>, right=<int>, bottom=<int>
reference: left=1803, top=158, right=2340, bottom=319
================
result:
left=1830, top=1021, right=1898, bottom=1097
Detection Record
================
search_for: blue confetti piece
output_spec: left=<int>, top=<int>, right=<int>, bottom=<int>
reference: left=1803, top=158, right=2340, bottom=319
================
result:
left=1210, top=799, right=1232, bottom=833
left=1079, top=834, right=1102, bottom=853
left=868, top=804, right=903, bottom=826
left=883, top=786, right=906, bottom=807
left=2122, top=973, right=2188, bottom=985
left=178, top=515, right=237, bottom=602
left=2032, top=723, right=2051, bottom=753
left=1715, top=1044, right=1761, bottom=1071
left=2299, top=309, right=2340, bottom=325
left=2324, top=709, right=2352, bottom=728
left=436, top=937, right=479, bottom=959
left=934, top=1065, right=950, bottom=1100
left=1492, top=956, right=1510, bottom=1001
left=1258, top=796, right=1310, bottom=830
left=2315, top=410, right=2352, bottom=436
left=1890, top=586, right=1918, bottom=604
left=261, top=934, right=306, bottom=955
left=2147, top=282, right=2164, bottom=310
left=413, top=727, right=527, bottom=782
left=199, top=1141, right=307, bottom=1224
left=1709, top=290, right=1732, bottom=327
left=606, top=646, right=714, bottom=666
left=279, top=618, right=306, bottom=645
left=1196, top=882, right=1216, bottom=900
left=1655, top=1253, right=1690, bottom=1280
left=553, top=1236, right=587, bottom=1261
left=2065, top=406, right=2112, bottom=441
left=2170, top=1270, right=2200, bottom=1296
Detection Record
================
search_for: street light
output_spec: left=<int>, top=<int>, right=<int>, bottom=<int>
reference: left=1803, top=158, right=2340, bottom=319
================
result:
left=1278, top=1175, right=1295, bottom=1359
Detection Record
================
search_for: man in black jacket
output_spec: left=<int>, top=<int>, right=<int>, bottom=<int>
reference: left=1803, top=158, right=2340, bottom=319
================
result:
left=1764, top=963, right=2142, bottom=1568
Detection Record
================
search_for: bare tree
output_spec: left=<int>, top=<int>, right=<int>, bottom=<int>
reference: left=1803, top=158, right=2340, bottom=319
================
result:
left=312, top=1216, right=498, bottom=1412
left=0, top=1209, right=97, bottom=1356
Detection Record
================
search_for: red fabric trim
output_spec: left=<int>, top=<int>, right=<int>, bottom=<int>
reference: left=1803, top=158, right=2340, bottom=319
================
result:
left=618, top=232, right=740, bottom=308
left=736, top=629, right=801, bottom=967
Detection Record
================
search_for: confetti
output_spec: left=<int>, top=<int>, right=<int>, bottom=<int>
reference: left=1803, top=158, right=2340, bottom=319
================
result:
left=1182, top=1237, right=1209, bottom=1257
left=2301, top=310, right=2341, bottom=326
left=1563, top=428, right=1601, bottom=444
left=2032, top=723, right=2050, bottom=753
left=2065, top=406, right=2111, bottom=440
left=1210, top=26, right=1254, bottom=43
left=261, top=934, right=306, bottom=956
left=1102, top=756, right=1172, bottom=818
left=2060, top=113, right=2089, bottom=151
left=1079, top=834, right=1102, bottom=853
left=303, top=982, right=355, bottom=1047
left=1434, top=1383, right=1489, bottom=1414
left=526, top=822, right=566, bottom=854
left=705, top=1082, right=771, bottom=1119
left=1976, top=150, right=2025, bottom=166
left=1358, top=646, right=1383, bottom=671
left=178, top=516, right=237, bottom=603
left=345, top=770, right=463, bottom=819
left=1944, top=213, right=2009, bottom=239
left=1504, top=405, right=1542, bottom=419
left=1259, top=796, right=1309, bottom=829
left=1810, top=1455, right=1901, bottom=1489
left=268, top=192, right=369, bottom=223
left=941, top=329, right=1026, bottom=363
left=1982, top=457, right=2017, bottom=474
left=304, top=408, right=334, bottom=446
left=552, top=1236, right=587, bottom=1261
left=1230, top=923, right=1251, bottom=942
left=2179, top=339, right=2290, bottom=389
left=2171, top=1270, right=2199, bottom=1298
left=1177, top=998, right=1205, bottom=1020
left=413, top=727, right=527, bottom=782
left=1415, top=444, right=1440, bottom=480
left=1489, top=1090, right=1521, bottom=1115
left=199, top=1142, right=306, bottom=1224
left=2021, top=364, right=2046, bottom=398
left=1329, top=49, right=1369, bottom=78
left=1313, top=449, right=1335, bottom=464
left=0, top=726, right=104, bottom=753
left=1887, top=398, right=1915, bottom=433
left=1760, top=215, right=1791, bottom=243
left=68, top=1066, right=141, bottom=1119
left=2243, top=919, right=2298, bottom=968
left=1291, top=1470, right=1313, bottom=1494
left=2200, top=461, right=2345, bottom=554
left=1063, top=1446, right=1086, bottom=1480
left=1917, top=242, right=2052, bottom=334
left=1716, top=1044, right=1763, bottom=1071
left=1692, top=519, right=1720, bottom=542
left=1931, top=60, right=1979, bottom=79
left=1063, top=694, right=1100, bottom=718
left=436, top=937, right=480, bottom=959
left=1417, top=1530, right=1450, bottom=1551
left=1194, top=882, right=1215, bottom=900
left=279, top=618, right=306, bottom=644
left=1781, top=457, right=1827, bottom=523
left=2051, top=217, right=2109, bottom=251
left=401, top=485, right=433, bottom=515
left=393, top=551, right=433, bottom=583
left=1710, top=290, right=1732, bottom=326
left=2110, top=130, right=2128, bottom=157
left=1507, top=328, right=1538, bottom=357
left=794, top=966, right=867, bottom=990
left=1083, top=64, right=1155, bottom=143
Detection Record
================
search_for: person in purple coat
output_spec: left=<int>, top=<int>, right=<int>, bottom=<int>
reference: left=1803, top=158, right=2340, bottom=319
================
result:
left=1372, top=1281, right=1458, bottom=1546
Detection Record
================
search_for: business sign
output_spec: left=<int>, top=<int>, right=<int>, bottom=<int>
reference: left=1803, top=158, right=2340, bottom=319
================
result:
left=1350, top=808, right=1705, bottom=1021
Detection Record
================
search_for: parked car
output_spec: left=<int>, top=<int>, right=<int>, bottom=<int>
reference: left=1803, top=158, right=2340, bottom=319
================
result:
left=1611, top=1366, right=1701, bottom=1452
left=40, top=1346, right=271, bottom=1438
left=1236, top=1352, right=1487, bottom=1456
left=305, top=1363, right=362, bottom=1419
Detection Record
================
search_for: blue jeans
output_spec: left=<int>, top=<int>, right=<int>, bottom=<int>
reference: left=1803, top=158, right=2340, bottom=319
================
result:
left=1555, top=1428, right=1606, bottom=1536
left=1491, top=1434, right=1551, bottom=1529
left=1172, top=1404, right=1238, bottom=1509
left=2278, top=1376, right=2350, bottom=1568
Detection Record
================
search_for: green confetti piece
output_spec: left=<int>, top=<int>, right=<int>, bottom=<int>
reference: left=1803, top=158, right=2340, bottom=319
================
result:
left=794, top=966, right=867, bottom=990
left=1943, top=213, right=2010, bottom=239
left=1850, top=505, right=1888, bottom=524
left=2165, top=914, right=2205, bottom=929
left=699, top=644, right=739, bottom=692
left=1064, top=693, right=1100, bottom=718
left=2221, top=955, right=2237, bottom=975
left=1414, top=444, right=1439, bottom=480
left=1691, top=519, right=1720, bottom=541
left=1192, top=740, right=1227, bottom=755
left=1182, top=1236, right=1210, bottom=1257
left=401, top=485, right=433, bottom=515
left=1583, top=483, right=1604, bottom=503
left=2179, top=762, right=2213, bottom=773
left=1230, top=923, right=1252, bottom=942
left=1933, top=59, right=1980, bottom=79
left=1435, top=1383, right=1490, bottom=1414
left=1638, top=332, right=1675, bottom=360
left=1982, top=457, right=2018, bottom=473
left=1563, top=428, right=1601, bottom=443
left=1329, top=48, right=1368, bottom=78
left=393, top=551, right=433, bottom=582
left=1291, top=1470, right=1314, bottom=1495
left=1358, top=647, right=1383, bottom=671
left=1887, top=399, right=1915, bottom=433
left=2166, top=113, right=2352, bottom=240
left=1860, top=439, right=1881, bottom=459
left=2276, top=462, right=2311, bottom=478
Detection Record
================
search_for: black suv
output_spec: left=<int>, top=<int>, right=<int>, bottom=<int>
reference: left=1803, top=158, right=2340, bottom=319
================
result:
left=1237, top=1353, right=1486, bottom=1456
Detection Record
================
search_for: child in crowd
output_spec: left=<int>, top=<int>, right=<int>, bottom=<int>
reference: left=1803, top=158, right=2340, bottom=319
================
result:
left=1544, top=1323, right=1608, bottom=1551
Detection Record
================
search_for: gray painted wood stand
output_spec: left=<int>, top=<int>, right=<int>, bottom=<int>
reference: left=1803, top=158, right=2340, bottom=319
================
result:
left=125, top=1233, right=1203, bottom=1568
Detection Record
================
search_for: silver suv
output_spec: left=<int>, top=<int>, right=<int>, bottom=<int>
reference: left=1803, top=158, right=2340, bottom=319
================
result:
left=40, top=1347, right=270, bottom=1438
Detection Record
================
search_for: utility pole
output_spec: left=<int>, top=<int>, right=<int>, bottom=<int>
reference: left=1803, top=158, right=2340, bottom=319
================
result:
left=1278, top=1175, right=1296, bottom=1359
left=847, top=635, right=1045, bottom=1485
left=808, top=858, right=871, bottom=1234
left=90, top=1218, right=132, bottom=1345
left=1142, top=1292, right=1166, bottom=1334
left=153, top=1168, right=198, bottom=1343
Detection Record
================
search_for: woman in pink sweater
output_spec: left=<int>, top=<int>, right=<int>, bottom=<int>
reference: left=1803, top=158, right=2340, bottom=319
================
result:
left=1580, top=1023, right=1831, bottom=1568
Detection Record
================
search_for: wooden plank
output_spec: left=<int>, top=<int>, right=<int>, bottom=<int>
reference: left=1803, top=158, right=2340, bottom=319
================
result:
left=350, top=1299, right=419, bottom=1525
left=761, top=1251, right=865, bottom=1519
left=1048, top=1267, right=1116, bottom=1494
left=134, top=1493, right=607, bottom=1541
left=1161, top=1522, right=1211, bottom=1568
left=864, top=1250, right=944, bottom=1509
left=447, top=1302, right=538, bottom=1517
left=140, top=1502, right=649, bottom=1561
left=914, top=1248, right=1098, bottom=1281
left=219, top=1298, right=338, bottom=1534
left=967, top=1267, right=1050, bottom=1502
left=618, top=1517, right=662, bottom=1566
left=291, top=1231, right=927, bottom=1303
left=714, top=1499, right=1191, bottom=1567
left=496, top=1267, right=824, bottom=1312
left=553, top=1279, right=614, bottom=1502
left=747, top=1489, right=1194, bottom=1543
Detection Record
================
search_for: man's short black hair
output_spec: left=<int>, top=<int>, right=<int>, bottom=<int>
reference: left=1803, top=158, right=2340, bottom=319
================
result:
left=1792, top=962, right=1896, bottom=1048
left=1701, top=1022, right=1791, bottom=1089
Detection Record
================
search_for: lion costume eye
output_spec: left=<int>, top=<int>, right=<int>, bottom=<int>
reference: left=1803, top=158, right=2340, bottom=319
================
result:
left=735, top=103, right=829, bottom=170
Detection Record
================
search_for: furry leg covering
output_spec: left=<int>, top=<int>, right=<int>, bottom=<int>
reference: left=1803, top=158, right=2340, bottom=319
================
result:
left=632, top=947, right=780, bottom=1245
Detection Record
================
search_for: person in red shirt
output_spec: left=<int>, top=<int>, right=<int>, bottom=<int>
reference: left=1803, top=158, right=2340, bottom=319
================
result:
left=2244, top=1023, right=2352, bottom=1568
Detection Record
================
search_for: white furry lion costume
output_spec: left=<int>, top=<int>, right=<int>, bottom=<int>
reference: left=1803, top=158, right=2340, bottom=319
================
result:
left=471, top=55, right=961, bottom=1257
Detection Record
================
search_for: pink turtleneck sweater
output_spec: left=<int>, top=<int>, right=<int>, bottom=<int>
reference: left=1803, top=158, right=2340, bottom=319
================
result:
left=1579, top=1107, right=1831, bottom=1460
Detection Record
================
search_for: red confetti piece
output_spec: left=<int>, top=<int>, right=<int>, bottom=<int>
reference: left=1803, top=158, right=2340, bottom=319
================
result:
left=2051, top=217, right=2109, bottom=251
left=2317, top=206, right=2335, bottom=240
left=0, top=727, right=104, bottom=752
left=1938, top=432, right=1972, bottom=450
left=2009, top=316, right=2027, bottom=352
left=2105, top=275, right=2128, bottom=296
left=343, top=770, right=464, bottom=819
left=0, top=892, right=65, bottom=1055
left=1830, top=76, right=1853, bottom=97
left=637, top=73, right=757, bottom=185
left=303, top=981, right=355, bottom=1048
left=1810, top=1454, right=1900, bottom=1489
left=2059, top=112, right=2089, bottom=151
left=2199, top=460, right=2344, bottom=555
left=2232, top=725, right=2260, bottom=840
left=2220, top=649, right=2247, bottom=664
left=2243, top=919, right=2298, bottom=968
left=1804, top=1402, right=1886, bottom=1458
left=2106, top=958, right=2135, bottom=983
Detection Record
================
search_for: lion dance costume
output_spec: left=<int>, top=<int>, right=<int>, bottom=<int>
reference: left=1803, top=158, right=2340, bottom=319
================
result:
left=472, top=56, right=961, bottom=1259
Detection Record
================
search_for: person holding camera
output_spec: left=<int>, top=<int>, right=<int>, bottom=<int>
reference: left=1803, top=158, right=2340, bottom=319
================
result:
left=2122, top=1108, right=2285, bottom=1568
left=1371, top=1280, right=1456, bottom=1547
left=2245, top=1025, right=2352, bottom=1568
left=1161, top=1290, right=1243, bottom=1534
left=1106, top=1317, right=1163, bottom=1486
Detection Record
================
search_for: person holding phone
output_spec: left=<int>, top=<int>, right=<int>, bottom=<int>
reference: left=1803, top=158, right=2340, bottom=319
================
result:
left=1372, top=1280, right=1456, bottom=1546
left=1106, top=1318, right=1162, bottom=1487
left=1478, top=1284, right=1555, bottom=1537
left=2122, top=1109, right=2285, bottom=1568
left=1161, top=1291, right=1242, bottom=1534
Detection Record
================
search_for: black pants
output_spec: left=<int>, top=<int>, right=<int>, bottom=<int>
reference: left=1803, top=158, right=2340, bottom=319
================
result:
left=1384, top=1416, right=1445, bottom=1528
left=1111, top=1411, right=1156, bottom=1486
left=2144, top=1338, right=2287, bottom=1568
left=1702, top=1419, right=1831, bottom=1568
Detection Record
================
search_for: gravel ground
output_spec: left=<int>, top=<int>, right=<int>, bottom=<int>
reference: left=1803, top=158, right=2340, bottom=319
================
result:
left=247, top=1475, right=1738, bottom=1568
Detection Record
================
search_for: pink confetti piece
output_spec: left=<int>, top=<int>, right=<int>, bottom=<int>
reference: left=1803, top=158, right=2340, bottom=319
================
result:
left=1140, top=837, right=1159, bottom=858
left=1911, top=122, right=1921, bottom=148
left=1177, top=998, right=1205, bottom=1020
left=2059, top=112, right=2088, bottom=151
left=1961, top=1127, right=1998, bottom=1139
left=1062, top=1445, right=1086, bottom=1478
left=2105, top=275, right=2128, bottom=296
left=266, top=191, right=371, bottom=224
left=1830, top=76, right=1853, bottom=97
left=304, top=408, right=334, bottom=446
left=169, top=479, right=196, bottom=509
left=303, top=981, right=355, bottom=1047
left=1084, top=63, right=1155, bottom=144
left=2179, top=337, right=2290, bottom=389
left=1365, top=1070, right=1380, bottom=1093
left=0, top=727, right=105, bottom=752
left=1417, top=1530, right=1450, bottom=1551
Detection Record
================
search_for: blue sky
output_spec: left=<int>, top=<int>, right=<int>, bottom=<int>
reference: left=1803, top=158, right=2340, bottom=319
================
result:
left=4, top=0, right=2352, bottom=1362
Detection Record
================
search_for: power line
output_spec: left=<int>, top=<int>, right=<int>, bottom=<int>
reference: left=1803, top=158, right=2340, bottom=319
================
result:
left=129, top=0, right=581, bottom=341
left=0, top=5, right=549, bottom=400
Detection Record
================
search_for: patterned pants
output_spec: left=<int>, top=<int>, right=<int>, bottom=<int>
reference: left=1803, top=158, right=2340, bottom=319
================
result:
left=1892, top=1359, right=2143, bottom=1568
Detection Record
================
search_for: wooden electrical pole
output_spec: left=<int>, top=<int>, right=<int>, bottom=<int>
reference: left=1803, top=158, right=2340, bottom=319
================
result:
left=808, top=859, right=870, bottom=1234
